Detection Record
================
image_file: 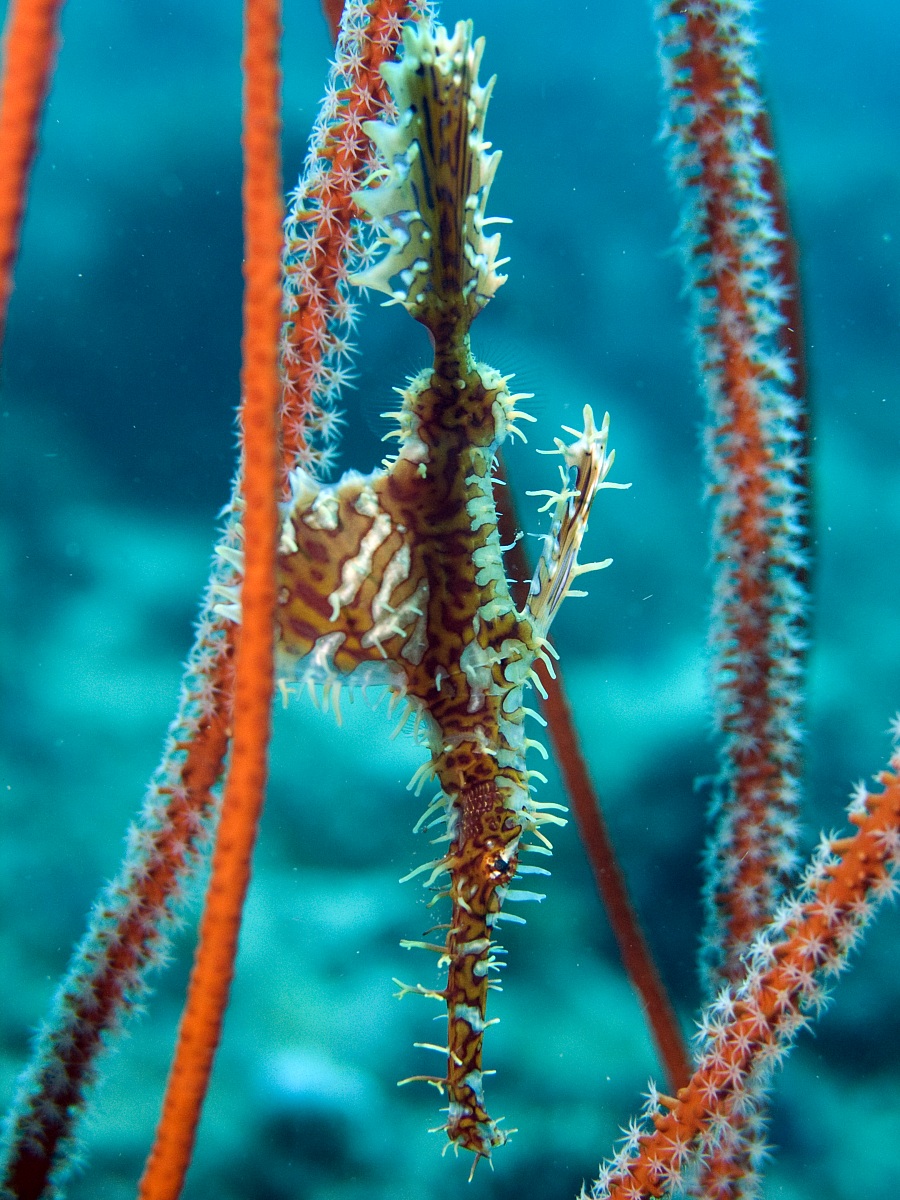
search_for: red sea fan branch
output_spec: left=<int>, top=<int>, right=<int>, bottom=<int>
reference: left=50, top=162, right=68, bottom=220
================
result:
left=0, top=597, right=236, bottom=1200
left=656, top=0, right=809, bottom=990
left=136, top=2, right=284, bottom=1194
left=0, top=0, right=63, bottom=343
left=278, top=0, right=429, bottom=479
left=653, top=3, right=811, bottom=1190
left=497, top=470, right=692, bottom=1096
left=588, top=738, right=900, bottom=1199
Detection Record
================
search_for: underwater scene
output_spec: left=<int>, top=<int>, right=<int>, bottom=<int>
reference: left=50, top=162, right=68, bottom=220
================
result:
left=1, top=1, right=898, bottom=1198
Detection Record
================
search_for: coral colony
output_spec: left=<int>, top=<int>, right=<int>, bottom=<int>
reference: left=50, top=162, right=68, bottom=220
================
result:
left=0, top=2, right=898, bottom=1199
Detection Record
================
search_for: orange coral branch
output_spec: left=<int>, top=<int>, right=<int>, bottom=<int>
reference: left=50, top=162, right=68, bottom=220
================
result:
left=754, top=106, right=813, bottom=602
left=279, top=0, right=421, bottom=478
left=0, top=627, right=234, bottom=1200
left=319, top=0, right=344, bottom=42
left=137, top=2, right=284, bottom=1196
left=537, top=656, right=692, bottom=1094
left=497, top=461, right=691, bottom=1094
left=591, top=750, right=900, bottom=1199
left=0, top=0, right=64, bottom=344
left=659, top=0, right=809, bottom=986
left=655, top=5, right=813, bottom=1190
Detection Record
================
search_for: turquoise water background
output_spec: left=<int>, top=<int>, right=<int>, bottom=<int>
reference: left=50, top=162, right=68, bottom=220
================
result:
left=1, top=1, right=899, bottom=1197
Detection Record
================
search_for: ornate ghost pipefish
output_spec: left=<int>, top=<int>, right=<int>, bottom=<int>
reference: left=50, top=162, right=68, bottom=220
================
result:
left=269, top=21, right=627, bottom=1165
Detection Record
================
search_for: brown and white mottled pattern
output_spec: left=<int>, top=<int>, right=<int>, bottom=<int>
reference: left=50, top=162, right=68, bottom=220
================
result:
left=274, top=21, right=623, bottom=1165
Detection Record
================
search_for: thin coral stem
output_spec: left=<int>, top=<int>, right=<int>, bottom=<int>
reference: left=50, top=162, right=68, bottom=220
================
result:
left=137, top=2, right=283, bottom=1196
left=0, top=607, right=235, bottom=1200
left=589, top=743, right=900, bottom=1200
left=496, top=457, right=691, bottom=1094
left=278, top=0, right=429, bottom=480
left=754, top=105, right=813, bottom=601
left=0, top=0, right=64, bottom=344
left=753, top=109, right=809, bottom=447
left=537, top=657, right=692, bottom=1094
left=319, top=0, right=344, bottom=42
left=656, top=0, right=809, bottom=989
left=655, top=4, right=811, bottom=1192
